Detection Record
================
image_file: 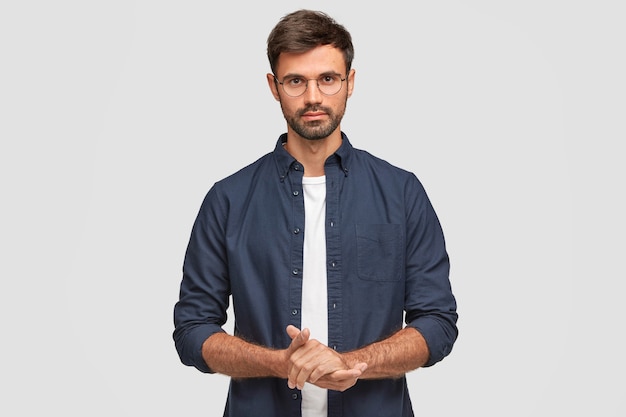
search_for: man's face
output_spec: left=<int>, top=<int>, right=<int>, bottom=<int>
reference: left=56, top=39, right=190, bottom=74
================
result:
left=267, top=45, right=355, bottom=141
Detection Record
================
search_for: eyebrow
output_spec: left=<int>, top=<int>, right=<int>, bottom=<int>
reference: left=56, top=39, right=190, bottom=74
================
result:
left=281, top=70, right=342, bottom=79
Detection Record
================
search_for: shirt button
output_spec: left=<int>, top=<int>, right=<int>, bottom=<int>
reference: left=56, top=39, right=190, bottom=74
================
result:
left=293, top=190, right=299, bottom=196
left=292, top=269, right=299, bottom=276
left=329, top=221, right=335, bottom=227
left=292, top=393, right=298, bottom=400
left=293, top=227, right=300, bottom=234
left=291, top=309, right=298, bottom=315
left=330, top=261, right=337, bottom=268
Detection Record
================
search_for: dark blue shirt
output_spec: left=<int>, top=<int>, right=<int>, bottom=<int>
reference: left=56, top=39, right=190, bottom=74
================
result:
left=173, top=133, right=458, bottom=417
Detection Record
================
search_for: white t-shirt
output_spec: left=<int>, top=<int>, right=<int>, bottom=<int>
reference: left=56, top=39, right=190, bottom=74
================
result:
left=300, top=175, right=328, bottom=417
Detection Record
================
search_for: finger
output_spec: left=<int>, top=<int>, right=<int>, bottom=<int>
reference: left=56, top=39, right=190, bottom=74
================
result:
left=288, top=353, right=313, bottom=390
left=307, top=355, right=344, bottom=383
left=329, top=368, right=363, bottom=381
left=288, top=340, right=323, bottom=389
left=293, top=355, right=320, bottom=390
left=294, top=365, right=310, bottom=390
left=289, top=359, right=314, bottom=390
left=286, top=327, right=311, bottom=389
left=312, top=361, right=367, bottom=386
left=287, top=336, right=314, bottom=389
left=286, top=325, right=300, bottom=340
left=286, top=326, right=310, bottom=346
left=312, top=370, right=362, bottom=392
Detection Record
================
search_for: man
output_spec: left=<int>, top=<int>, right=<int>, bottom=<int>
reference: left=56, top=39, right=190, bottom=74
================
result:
left=173, top=9, right=458, bottom=417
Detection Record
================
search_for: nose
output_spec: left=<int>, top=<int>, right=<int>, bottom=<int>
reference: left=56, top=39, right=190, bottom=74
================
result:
left=303, top=80, right=323, bottom=104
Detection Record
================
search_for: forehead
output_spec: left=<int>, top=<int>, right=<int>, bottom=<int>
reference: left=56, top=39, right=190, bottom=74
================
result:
left=275, top=44, right=346, bottom=77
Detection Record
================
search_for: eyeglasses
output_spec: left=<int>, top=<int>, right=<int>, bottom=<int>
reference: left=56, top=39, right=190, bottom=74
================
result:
left=274, top=74, right=346, bottom=97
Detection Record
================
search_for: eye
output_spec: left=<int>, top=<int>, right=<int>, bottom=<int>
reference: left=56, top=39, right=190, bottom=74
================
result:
left=286, top=77, right=304, bottom=86
left=319, top=75, right=337, bottom=85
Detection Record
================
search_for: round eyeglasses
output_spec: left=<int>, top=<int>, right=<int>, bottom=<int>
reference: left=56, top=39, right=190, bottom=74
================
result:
left=274, top=74, right=346, bottom=97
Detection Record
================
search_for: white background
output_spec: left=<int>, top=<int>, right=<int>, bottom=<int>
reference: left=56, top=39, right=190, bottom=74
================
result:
left=1, top=1, right=624, bottom=416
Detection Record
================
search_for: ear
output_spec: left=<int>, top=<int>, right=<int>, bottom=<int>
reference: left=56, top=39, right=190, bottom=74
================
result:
left=267, top=73, right=281, bottom=101
left=346, top=69, right=356, bottom=98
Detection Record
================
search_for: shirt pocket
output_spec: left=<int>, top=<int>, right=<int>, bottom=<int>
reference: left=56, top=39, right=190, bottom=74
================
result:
left=356, top=224, right=402, bottom=281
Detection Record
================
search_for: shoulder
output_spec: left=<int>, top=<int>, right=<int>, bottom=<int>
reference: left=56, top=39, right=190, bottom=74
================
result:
left=213, top=152, right=275, bottom=191
left=351, top=147, right=421, bottom=184
left=196, top=152, right=275, bottom=214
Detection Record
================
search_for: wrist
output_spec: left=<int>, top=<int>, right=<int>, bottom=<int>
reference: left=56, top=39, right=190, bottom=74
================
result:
left=342, top=350, right=365, bottom=370
left=271, top=348, right=291, bottom=379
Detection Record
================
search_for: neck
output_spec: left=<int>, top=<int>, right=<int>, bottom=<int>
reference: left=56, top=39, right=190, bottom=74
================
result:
left=284, top=130, right=342, bottom=177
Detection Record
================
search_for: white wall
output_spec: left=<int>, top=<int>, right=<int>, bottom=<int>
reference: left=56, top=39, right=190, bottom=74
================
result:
left=1, top=1, right=624, bottom=415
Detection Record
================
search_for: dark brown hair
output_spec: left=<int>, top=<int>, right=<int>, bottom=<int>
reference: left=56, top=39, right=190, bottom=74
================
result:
left=267, top=9, right=354, bottom=75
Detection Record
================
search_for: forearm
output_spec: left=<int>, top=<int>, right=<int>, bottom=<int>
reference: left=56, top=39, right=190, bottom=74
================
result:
left=202, top=332, right=286, bottom=378
left=343, top=327, right=429, bottom=379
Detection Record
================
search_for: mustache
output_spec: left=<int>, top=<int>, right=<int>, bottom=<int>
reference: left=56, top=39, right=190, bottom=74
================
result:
left=296, top=105, right=332, bottom=117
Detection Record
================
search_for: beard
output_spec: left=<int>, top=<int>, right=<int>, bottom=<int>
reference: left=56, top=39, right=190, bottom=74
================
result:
left=281, top=99, right=347, bottom=141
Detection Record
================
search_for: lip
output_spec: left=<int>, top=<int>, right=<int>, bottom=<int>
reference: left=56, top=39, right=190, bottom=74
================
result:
left=301, top=112, right=327, bottom=121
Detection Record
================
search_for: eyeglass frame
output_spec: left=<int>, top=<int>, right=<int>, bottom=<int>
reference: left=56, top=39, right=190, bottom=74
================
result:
left=273, top=73, right=347, bottom=97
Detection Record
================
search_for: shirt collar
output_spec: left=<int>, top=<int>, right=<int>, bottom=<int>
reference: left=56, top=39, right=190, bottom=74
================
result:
left=273, top=132, right=353, bottom=180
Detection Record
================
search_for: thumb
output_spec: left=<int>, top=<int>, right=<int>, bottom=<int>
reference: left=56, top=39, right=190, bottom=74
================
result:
left=286, top=326, right=310, bottom=350
left=286, top=325, right=300, bottom=340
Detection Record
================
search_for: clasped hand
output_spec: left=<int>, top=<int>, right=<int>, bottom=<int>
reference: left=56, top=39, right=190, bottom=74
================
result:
left=284, top=325, right=368, bottom=392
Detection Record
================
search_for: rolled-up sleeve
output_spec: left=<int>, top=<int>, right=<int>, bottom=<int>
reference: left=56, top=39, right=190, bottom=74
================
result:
left=403, top=174, right=458, bottom=367
left=173, top=186, right=230, bottom=373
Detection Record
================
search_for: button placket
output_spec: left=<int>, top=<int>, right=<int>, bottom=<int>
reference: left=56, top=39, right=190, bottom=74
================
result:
left=288, top=164, right=304, bottom=334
